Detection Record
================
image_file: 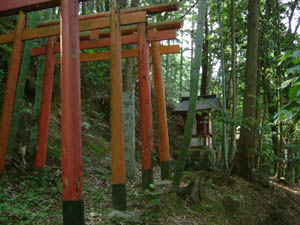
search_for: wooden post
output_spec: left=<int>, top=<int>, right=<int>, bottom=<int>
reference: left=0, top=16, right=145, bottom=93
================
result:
left=35, top=37, right=56, bottom=168
left=110, top=1, right=127, bottom=210
left=0, top=11, right=26, bottom=175
left=151, top=39, right=171, bottom=179
left=137, top=23, right=154, bottom=189
left=60, top=0, right=84, bottom=224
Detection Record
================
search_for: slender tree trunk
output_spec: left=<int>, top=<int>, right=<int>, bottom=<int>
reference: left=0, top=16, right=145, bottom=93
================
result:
left=179, top=31, right=184, bottom=100
left=173, top=0, right=207, bottom=187
left=294, top=17, right=300, bottom=34
left=122, top=0, right=138, bottom=179
left=264, top=0, right=279, bottom=175
left=190, top=19, right=195, bottom=74
left=257, top=56, right=268, bottom=171
left=165, top=40, right=170, bottom=97
left=254, top=36, right=261, bottom=169
left=275, top=0, right=284, bottom=179
left=200, top=8, right=209, bottom=96
left=231, top=0, right=259, bottom=179
left=229, top=0, right=237, bottom=163
left=217, top=0, right=228, bottom=169
left=287, top=0, right=298, bottom=34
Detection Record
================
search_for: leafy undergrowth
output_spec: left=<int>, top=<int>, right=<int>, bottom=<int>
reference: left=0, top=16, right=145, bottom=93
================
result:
left=1, top=148, right=300, bottom=225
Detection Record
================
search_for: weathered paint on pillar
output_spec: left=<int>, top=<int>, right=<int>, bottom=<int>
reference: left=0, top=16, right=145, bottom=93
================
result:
left=35, top=37, right=56, bottom=169
left=151, top=39, right=171, bottom=180
left=0, top=11, right=26, bottom=174
left=137, top=23, right=154, bottom=189
left=60, top=0, right=84, bottom=224
left=110, top=1, right=127, bottom=211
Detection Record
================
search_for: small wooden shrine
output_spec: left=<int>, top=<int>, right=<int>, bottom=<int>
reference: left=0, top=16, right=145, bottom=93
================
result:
left=173, top=94, right=220, bottom=149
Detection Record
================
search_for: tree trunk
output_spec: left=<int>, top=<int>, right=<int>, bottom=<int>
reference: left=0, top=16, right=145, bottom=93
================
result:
left=253, top=37, right=261, bottom=169
left=229, top=0, right=237, bottom=163
left=122, top=0, right=138, bottom=179
left=231, top=0, right=259, bottom=179
left=217, top=0, right=228, bottom=169
left=274, top=0, right=284, bottom=179
left=179, top=31, right=184, bottom=100
left=200, top=8, right=208, bottom=96
left=173, top=0, right=207, bottom=187
left=190, top=19, right=195, bottom=74
left=123, top=55, right=136, bottom=179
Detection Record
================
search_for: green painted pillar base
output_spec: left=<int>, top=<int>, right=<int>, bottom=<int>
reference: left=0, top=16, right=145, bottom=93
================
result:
left=63, top=200, right=84, bottom=225
left=142, top=169, right=153, bottom=190
left=112, top=184, right=127, bottom=211
left=160, top=161, right=171, bottom=180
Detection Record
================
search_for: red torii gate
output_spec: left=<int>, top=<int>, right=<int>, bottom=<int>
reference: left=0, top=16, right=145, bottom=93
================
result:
left=0, top=0, right=180, bottom=223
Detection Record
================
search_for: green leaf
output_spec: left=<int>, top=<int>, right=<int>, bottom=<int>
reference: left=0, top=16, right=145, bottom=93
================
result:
left=288, top=64, right=300, bottom=74
left=275, top=109, right=288, bottom=122
left=285, top=111, right=294, bottom=121
left=296, top=91, right=300, bottom=104
left=282, top=101, right=298, bottom=111
left=280, top=50, right=293, bottom=62
left=289, top=85, right=300, bottom=100
left=292, top=110, right=300, bottom=123
left=291, top=50, right=300, bottom=58
left=281, top=77, right=297, bottom=89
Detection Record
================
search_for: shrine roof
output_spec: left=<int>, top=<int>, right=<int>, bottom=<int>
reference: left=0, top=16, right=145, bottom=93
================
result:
left=173, top=94, right=221, bottom=112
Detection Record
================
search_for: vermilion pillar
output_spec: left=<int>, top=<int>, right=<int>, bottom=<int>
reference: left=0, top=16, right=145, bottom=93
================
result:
left=110, top=1, right=127, bottom=210
left=151, top=39, right=171, bottom=180
left=137, top=23, right=154, bottom=189
left=60, top=0, right=84, bottom=224
left=0, top=11, right=26, bottom=175
left=35, top=37, right=56, bottom=169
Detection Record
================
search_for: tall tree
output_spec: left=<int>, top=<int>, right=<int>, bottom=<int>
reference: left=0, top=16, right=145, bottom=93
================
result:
left=173, top=0, right=207, bottom=187
left=122, top=0, right=138, bottom=179
left=123, top=0, right=138, bottom=179
left=217, top=0, right=228, bottom=169
left=179, top=30, right=184, bottom=99
left=275, top=0, right=284, bottom=178
left=229, top=0, right=237, bottom=162
left=200, top=8, right=209, bottom=96
left=231, top=0, right=259, bottom=179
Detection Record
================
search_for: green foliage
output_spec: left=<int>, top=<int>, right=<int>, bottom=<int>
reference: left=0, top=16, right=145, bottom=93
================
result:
left=277, top=49, right=300, bottom=123
left=28, top=9, right=52, bottom=160
left=0, top=169, right=61, bottom=225
left=8, top=11, right=40, bottom=155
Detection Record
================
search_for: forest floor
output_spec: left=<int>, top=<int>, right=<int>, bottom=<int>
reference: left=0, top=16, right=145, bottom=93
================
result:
left=1, top=106, right=300, bottom=225
left=1, top=145, right=300, bottom=225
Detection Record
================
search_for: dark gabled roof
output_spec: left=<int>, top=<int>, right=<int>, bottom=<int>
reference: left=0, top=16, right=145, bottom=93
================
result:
left=173, top=94, right=221, bottom=112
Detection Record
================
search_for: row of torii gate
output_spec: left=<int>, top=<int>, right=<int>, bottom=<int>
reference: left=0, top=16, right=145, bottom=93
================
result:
left=0, top=0, right=182, bottom=224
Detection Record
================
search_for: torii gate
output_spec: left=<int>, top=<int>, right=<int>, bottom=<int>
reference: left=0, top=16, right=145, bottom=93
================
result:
left=0, top=0, right=181, bottom=224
